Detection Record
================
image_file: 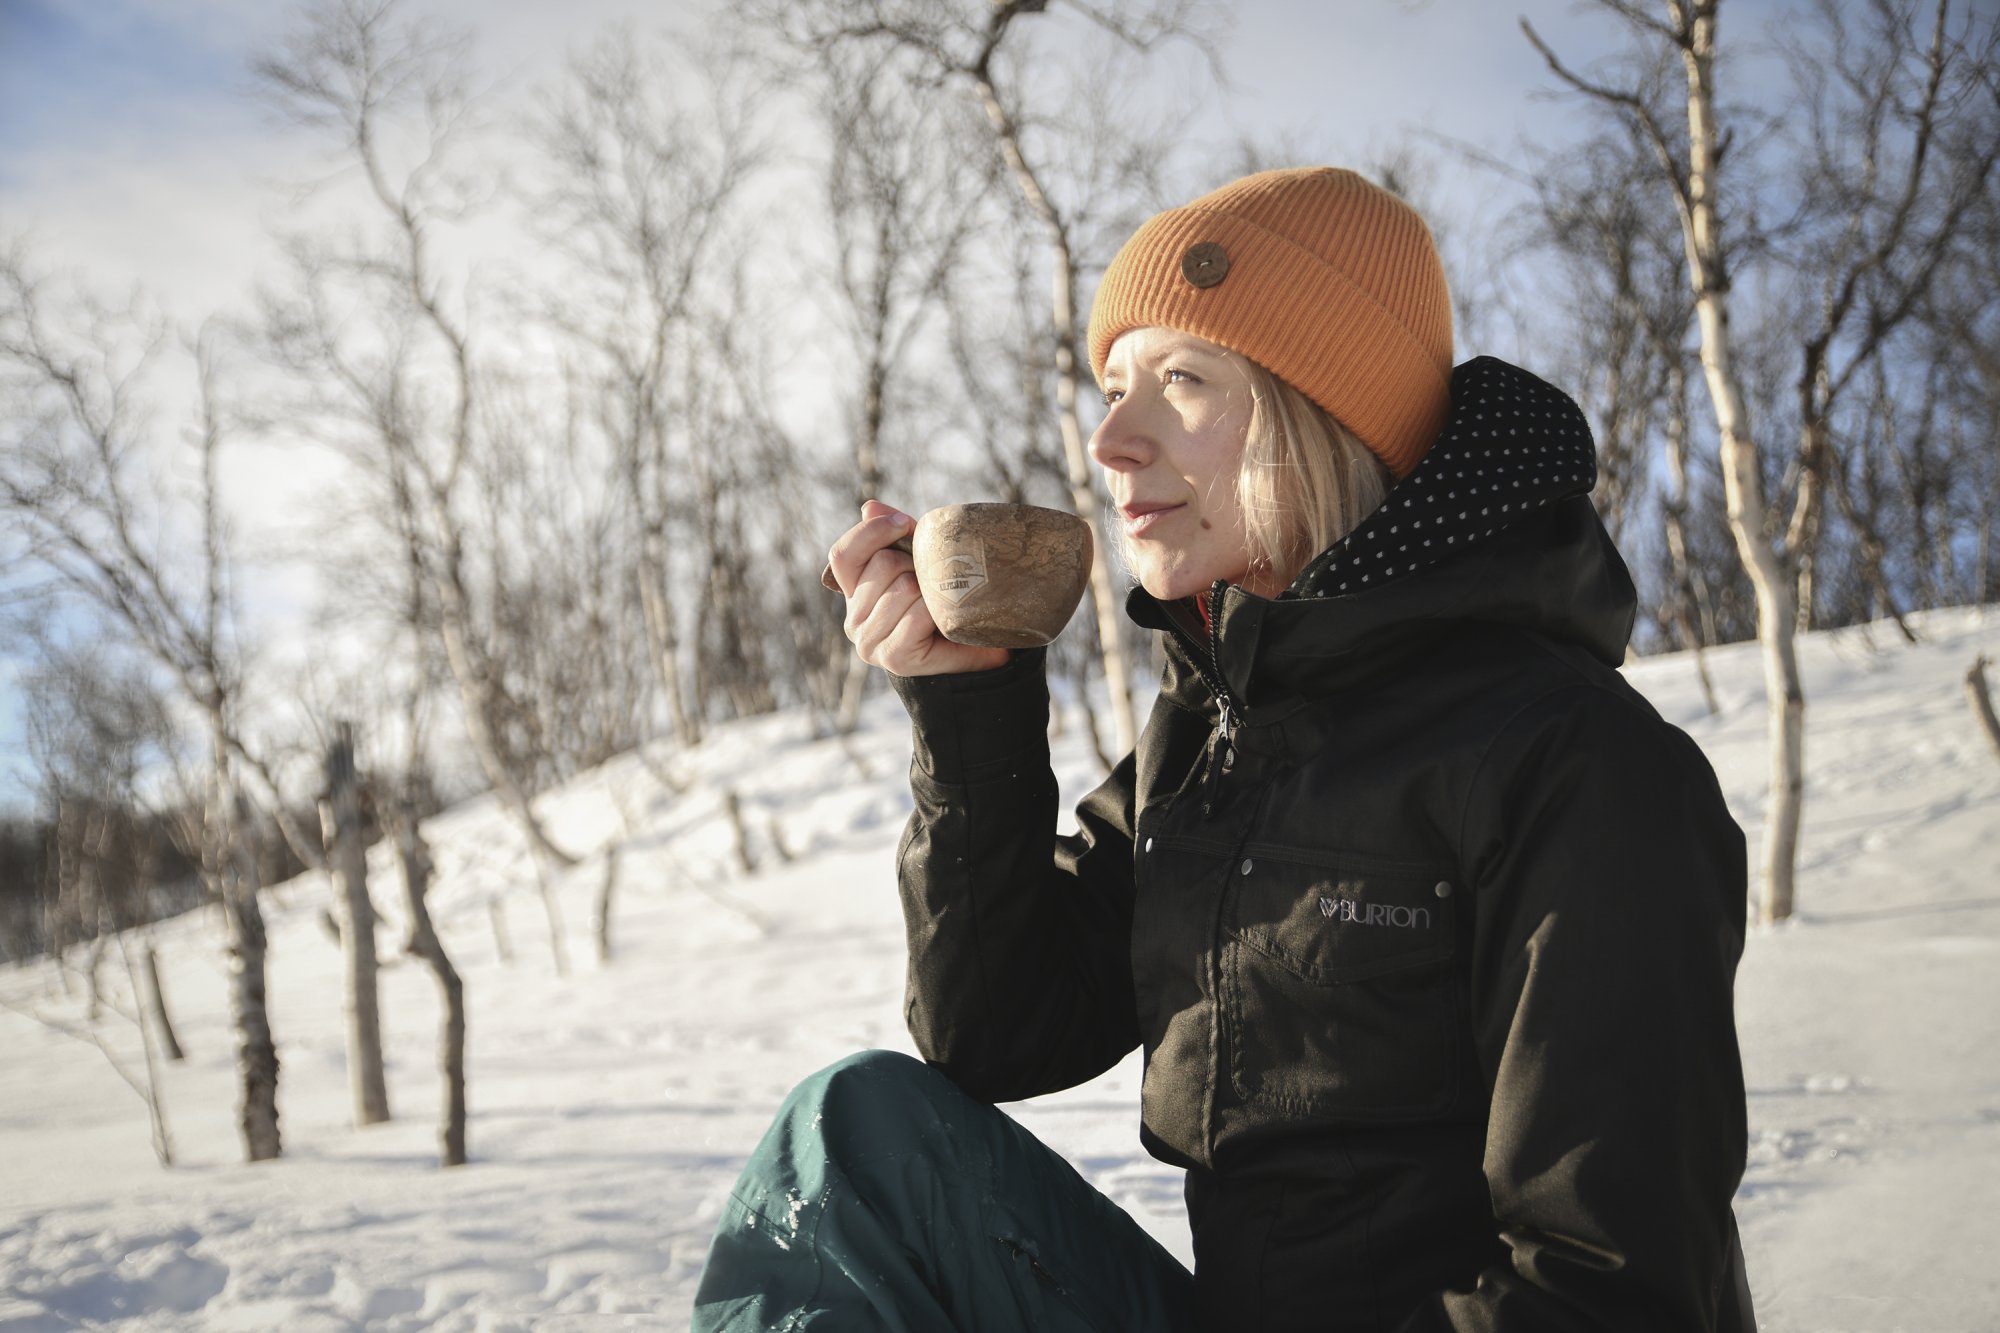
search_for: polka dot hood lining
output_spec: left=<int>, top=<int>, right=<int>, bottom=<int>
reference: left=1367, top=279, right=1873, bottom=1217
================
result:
left=1289, top=357, right=1598, bottom=601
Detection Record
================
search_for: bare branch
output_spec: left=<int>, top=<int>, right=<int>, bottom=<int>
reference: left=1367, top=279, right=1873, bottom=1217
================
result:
left=1520, top=18, right=1694, bottom=228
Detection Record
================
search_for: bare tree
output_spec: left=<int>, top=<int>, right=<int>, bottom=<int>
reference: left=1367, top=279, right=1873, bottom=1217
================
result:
left=14, top=646, right=184, bottom=1163
left=1524, top=0, right=1994, bottom=923
left=1537, top=141, right=1670, bottom=545
left=1516, top=107, right=1724, bottom=706
left=372, top=577, right=469, bottom=1165
left=1526, top=2, right=1804, bottom=920
left=710, top=274, right=870, bottom=737
left=593, top=844, right=621, bottom=965
left=323, top=720, right=389, bottom=1127
left=1856, top=34, right=2000, bottom=617
left=473, top=389, right=652, bottom=785
left=141, top=940, right=184, bottom=1064
left=1967, top=656, right=2000, bottom=764
left=382, top=676, right=466, bottom=1167
left=1658, top=353, right=1724, bottom=712
left=252, top=0, right=581, bottom=883
left=23, top=652, right=150, bottom=981
left=939, top=223, right=1124, bottom=763
left=19, top=639, right=191, bottom=1038
left=388, top=792, right=462, bottom=1160
left=0, top=965, right=179, bottom=1167
left=942, top=228, right=1066, bottom=511
left=2, top=256, right=288, bottom=1158
left=763, top=0, right=1223, bottom=758
left=801, top=41, right=993, bottom=732
left=682, top=281, right=794, bottom=725
left=1817, top=356, right=1926, bottom=635
left=534, top=30, right=762, bottom=749
left=1774, top=0, right=2000, bottom=633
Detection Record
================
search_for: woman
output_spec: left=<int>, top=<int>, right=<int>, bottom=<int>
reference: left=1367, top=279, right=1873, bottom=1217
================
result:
left=694, top=167, right=1756, bottom=1332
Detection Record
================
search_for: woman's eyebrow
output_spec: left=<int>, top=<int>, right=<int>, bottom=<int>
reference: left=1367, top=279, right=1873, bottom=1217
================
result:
left=1160, top=342, right=1229, bottom=365
left=1134, top=343, right=1226, bottom=370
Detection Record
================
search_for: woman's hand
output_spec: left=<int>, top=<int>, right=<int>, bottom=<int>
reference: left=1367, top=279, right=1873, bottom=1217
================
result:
left=829, top=500, right=1011, bottom=677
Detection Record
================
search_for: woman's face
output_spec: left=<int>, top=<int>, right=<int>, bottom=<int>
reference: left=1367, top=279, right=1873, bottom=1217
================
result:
left=1090, top=326, right=1265, bottom=602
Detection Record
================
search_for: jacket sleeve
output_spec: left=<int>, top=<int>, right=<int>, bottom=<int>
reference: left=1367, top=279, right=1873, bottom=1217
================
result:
left=888, top=649, right=1143, bottom=1103
left=1399, top=683, right=1752, bottom=1332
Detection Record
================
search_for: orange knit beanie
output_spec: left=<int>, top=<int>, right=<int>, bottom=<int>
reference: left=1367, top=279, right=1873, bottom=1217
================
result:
left=1088, top=167, right=1453, bottom=479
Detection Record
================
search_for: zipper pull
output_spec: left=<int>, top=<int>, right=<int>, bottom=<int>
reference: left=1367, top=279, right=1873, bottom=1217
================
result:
left=1201, top=695, right=1236, bottom=818
left=1207, top=581, right=1235, bottom=776
left=1198, top=579, right=1235, bottom=819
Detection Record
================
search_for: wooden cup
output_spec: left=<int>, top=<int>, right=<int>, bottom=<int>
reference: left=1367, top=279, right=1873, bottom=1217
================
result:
left=911, top=503, right=1093, bottom=649
left=822, top=503, right=1093, bottom=649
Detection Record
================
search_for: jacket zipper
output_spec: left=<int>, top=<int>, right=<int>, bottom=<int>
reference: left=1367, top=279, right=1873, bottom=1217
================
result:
left=1167, top=581, right=1237, bottom=819
left=1208, top=582, right=1237, bottom=774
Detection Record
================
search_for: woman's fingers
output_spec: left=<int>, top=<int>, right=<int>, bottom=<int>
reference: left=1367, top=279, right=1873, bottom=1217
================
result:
left=877, top=597, right=1010, bottom=676
left=848, top=567, right=925, bottom=664
left=826, top=502, right=914, bottom=598
left=831, top=499, right=1010, bottom=676
left=843, top=539, right=916, bottom=632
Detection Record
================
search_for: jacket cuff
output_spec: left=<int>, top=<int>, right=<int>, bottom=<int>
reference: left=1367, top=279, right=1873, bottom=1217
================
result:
left=889, top=648, right=1049, bottom=781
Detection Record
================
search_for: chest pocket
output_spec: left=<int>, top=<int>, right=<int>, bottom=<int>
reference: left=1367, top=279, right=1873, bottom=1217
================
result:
left=1223, top=848, right=1462, bottom=1122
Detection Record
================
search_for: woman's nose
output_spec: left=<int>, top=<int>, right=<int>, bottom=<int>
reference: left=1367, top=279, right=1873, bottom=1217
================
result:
left=1088, top=398, right=1149, bottom=471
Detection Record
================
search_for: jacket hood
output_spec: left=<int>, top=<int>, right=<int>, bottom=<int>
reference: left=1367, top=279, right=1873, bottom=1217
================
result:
left=1129, top=358, right=1637, bottom=711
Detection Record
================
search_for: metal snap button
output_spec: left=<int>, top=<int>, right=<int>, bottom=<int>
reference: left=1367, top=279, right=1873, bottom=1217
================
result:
left=1240, top=858, right=1253, bottom=876
left=1144, top=837, right=1154, bottom=853
left=1434, top=880, right=1453, bottom=899
left=1181, top=241, right=1229, bottom=288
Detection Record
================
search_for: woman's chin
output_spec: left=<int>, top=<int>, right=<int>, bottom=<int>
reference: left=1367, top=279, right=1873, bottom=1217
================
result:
left=1138, top=570, right=1204, bottom=603
left=1126, top=549, right=1250, bottom=603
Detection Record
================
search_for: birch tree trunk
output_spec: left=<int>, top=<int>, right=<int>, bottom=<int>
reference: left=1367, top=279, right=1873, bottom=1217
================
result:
left=533, top=850, right=572, bottom=980
left=396, top=803, right=466, bottom=1167
left=0, top=245, right=294, bottom=1149
left=638, top=530, right=700, bottom=747
left=835, top=361, right=890, bottom=735
left=594, top=846, right=621, bottom=965
left=115, top=931, right=177, bottom=1166
left=325, top=721, right=389, bottom=1127
left=1966, top=656, right=2000, bottom=765
left=1530, top=0, right=1995, bottom=920
left=1660, top=359, right=1721, bottom=715
left=1676, top=0, right=1806, bottom=924
left=218, top=779, right=280, bottom=1162
left=143, top=941, right=184, bottom=1063
left=488, top=897, right=514, bottom=965
left=970, top=74, right=1136, bottom=756
left=427, top=526, right=581, bottom=872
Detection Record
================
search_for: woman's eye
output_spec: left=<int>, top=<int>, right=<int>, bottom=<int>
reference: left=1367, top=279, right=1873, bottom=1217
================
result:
left=1101, top=388, right=1124, bottom=406
left=1164, top=367, right=1198, bottom=386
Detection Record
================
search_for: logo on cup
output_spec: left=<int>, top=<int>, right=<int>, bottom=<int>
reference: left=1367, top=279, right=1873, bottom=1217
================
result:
left=933, top=547, right=988, bottom=605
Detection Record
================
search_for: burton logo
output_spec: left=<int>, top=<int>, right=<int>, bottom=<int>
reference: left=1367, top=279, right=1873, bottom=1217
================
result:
left=1318, top=896, right=1431, bottom=929
left=933, top=547, right=987, bottom=605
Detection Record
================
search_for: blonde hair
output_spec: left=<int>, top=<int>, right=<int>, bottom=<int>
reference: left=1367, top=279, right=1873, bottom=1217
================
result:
left=1236, top=360, right=1391, bottom=593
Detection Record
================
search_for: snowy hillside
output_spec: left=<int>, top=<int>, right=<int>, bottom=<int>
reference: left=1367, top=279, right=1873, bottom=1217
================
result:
left=3, top=609, right=1998, bottom=1331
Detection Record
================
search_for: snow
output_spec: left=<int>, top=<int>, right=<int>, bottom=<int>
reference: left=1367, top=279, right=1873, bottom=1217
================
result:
left=4, top=608, right=1999, bottom=1331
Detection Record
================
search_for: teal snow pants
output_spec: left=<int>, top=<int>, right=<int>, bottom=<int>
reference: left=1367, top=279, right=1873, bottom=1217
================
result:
left=691, top=1050, right=1196, bottom=1332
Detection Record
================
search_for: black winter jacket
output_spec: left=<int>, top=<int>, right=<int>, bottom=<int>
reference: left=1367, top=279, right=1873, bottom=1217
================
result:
left=891, top=360, right=1757, bottom=1332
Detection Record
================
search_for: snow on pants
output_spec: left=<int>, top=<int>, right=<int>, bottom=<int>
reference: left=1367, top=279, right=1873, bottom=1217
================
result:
left=691, top=1049, right=1196, bottom=1332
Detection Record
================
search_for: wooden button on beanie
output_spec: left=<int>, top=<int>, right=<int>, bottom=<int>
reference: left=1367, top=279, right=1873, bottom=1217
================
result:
left=1089, top=167, right=1454, bottom=478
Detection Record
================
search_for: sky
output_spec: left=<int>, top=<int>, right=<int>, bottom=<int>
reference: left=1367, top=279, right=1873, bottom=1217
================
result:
left=0, top=0, right=1681, bottom=314
left=0, top=0, right=1798, bottom=811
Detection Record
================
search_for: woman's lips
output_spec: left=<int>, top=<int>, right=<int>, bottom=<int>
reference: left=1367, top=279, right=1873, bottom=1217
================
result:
left=1120, top=500, right=1184, bottom=537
